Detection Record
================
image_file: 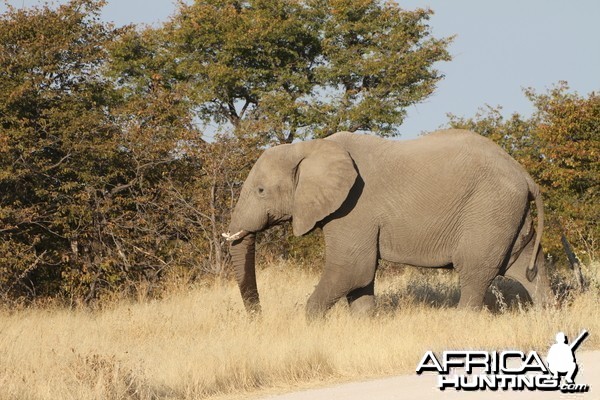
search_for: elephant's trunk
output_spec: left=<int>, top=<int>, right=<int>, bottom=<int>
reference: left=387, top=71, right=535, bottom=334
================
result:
left=229, top=233, right=261, bottom=314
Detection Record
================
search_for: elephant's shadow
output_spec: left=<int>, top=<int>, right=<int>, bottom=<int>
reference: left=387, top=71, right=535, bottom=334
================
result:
left=376, top=272, right=532, bottom=313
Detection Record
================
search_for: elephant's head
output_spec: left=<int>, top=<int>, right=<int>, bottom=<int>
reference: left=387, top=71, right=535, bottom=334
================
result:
left=223, top=138, right=358, bottom=313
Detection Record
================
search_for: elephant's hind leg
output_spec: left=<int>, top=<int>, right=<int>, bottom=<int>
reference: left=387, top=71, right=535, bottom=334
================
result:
left=453, top=232, right=515, bottom=310
left=453, top=191, right=530, bottom=310
left=456, top=266, right=498, bottom=309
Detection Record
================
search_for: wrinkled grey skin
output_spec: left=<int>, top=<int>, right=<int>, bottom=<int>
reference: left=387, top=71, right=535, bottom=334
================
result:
left=226, top=130, right=553, bottom=318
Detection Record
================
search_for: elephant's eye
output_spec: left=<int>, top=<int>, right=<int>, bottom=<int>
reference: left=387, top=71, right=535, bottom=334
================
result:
left=257, top=187, right=265, bottom=195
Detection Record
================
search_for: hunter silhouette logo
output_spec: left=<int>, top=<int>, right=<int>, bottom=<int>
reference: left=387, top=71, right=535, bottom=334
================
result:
left=416, top=330, right=590, bottom=393
left=546, top=330, right=588, bottom=385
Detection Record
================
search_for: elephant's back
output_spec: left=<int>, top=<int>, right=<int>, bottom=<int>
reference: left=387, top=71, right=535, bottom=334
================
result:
left=350, top=129, right=531, bottom=217
left=328, top=129, right=532, bottom=193
left=402, top=129, right=530, bottom=179
left=405, top=129, right=506, bottom=157
left=329, top=129, right=519, bottom=166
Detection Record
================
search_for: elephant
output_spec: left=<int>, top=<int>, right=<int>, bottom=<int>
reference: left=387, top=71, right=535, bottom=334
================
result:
left=223, top=129, right=553, bottom=317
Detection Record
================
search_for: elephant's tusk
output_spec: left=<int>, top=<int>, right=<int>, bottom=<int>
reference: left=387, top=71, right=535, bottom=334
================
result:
left=222, top=230, right=246, bottom=241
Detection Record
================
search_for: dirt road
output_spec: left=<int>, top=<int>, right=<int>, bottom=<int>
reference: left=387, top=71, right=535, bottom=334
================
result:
left=262, top=351, right=600, bottom=400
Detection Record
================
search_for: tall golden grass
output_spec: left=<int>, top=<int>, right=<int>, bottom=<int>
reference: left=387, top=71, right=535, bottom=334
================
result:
left=0, top=262, right=598, bottom=400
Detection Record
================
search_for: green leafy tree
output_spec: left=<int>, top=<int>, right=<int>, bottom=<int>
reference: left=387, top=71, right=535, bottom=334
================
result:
left=313, top=0, right=451, bottom=137
left=112, top=0, right=452, bottom=143
left=448, top=82, right=599, bottom=264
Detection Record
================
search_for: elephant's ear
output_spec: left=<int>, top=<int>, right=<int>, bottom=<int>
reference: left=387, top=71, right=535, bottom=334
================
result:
left=292, top=140, right=357, bottom=236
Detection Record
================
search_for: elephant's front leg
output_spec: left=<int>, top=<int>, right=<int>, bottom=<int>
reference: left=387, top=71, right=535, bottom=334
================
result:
left=306, top=232, right=378, bottom=319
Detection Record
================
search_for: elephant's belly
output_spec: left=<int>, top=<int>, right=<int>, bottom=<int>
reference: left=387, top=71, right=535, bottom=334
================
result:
left=378, top=231, right=453, bottom=268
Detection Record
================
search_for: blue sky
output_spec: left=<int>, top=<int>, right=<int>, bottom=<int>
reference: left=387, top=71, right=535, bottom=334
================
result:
left=2, top=0, right=599, bottom=139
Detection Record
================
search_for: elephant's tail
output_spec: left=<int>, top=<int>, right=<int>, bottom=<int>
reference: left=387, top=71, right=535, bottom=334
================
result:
left=526, top=180, right=544, bottom=282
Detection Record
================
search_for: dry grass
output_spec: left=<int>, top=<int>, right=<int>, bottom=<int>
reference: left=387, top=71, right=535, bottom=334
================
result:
left=0, top=262, right=599, bottom=400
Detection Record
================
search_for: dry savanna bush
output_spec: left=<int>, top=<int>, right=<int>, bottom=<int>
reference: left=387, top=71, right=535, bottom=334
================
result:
left=0, top=261, right=598, bottom=400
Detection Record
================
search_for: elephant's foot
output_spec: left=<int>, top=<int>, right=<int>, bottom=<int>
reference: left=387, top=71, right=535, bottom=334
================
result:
left=346, top=279, right=375, bottom=316
left=349, top=295, right=375, bottom=317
